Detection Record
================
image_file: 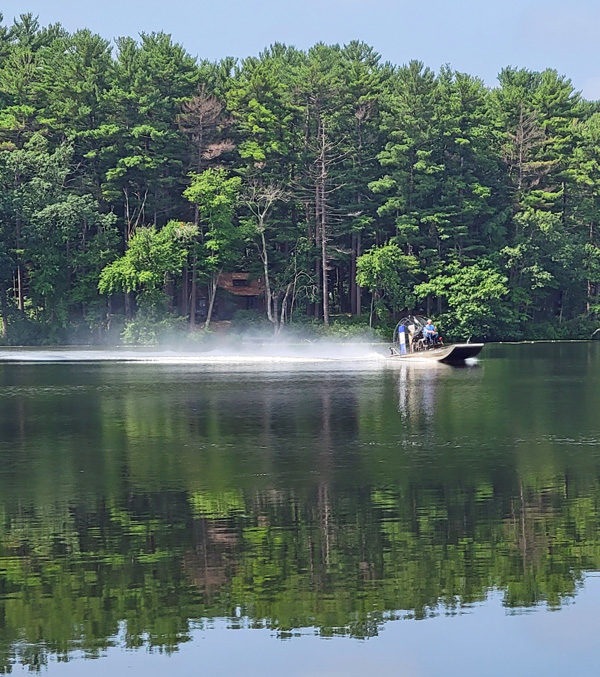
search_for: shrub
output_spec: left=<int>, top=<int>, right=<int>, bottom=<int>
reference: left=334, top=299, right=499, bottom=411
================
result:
left=121, top=313, right=187, bottom=346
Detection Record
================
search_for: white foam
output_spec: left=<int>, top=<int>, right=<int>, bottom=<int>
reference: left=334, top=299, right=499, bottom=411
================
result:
left=0, top=346, right=388, bottom=365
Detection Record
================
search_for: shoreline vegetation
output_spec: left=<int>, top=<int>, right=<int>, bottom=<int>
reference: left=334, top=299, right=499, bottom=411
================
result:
left=1, top=13, right=600, bottom=346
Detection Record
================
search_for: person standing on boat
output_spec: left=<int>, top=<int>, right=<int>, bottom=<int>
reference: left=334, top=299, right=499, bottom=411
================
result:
left=423, top=319, right=438, bottom=345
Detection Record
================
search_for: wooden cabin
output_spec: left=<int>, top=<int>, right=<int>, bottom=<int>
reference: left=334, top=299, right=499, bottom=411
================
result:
left=195, top=273, right=265, bottom=320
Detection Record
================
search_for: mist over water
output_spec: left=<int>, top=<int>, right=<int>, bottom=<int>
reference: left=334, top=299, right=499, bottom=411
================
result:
left=0, top=337, right=390, bottom=364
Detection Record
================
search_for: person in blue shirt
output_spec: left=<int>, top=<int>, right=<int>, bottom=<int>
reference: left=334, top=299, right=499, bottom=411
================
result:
left=423, top=319, right=438, bottom=345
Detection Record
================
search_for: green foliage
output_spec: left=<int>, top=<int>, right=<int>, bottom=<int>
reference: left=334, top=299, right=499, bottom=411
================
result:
left=0, top=12, right=599, bottom=342
left=98, top=220, right=197, bottom=343
left=0, top=132, right=117, bottom=336
left=356, top=243, right=418, bottom=317
left=121, top=311, right=186, bottom=345
left=99, top=221, right=197, bottom=299
left=415, top=261, right=512, bottom=340
left=230, top=309, right=272, bottom=332
left=184, top=168, right=242, bottom=274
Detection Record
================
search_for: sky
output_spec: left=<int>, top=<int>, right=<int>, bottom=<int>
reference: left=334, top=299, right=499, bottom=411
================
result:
left=3, top=0, right=600, bottom=98
left=34, top=581, right=600, bottom=677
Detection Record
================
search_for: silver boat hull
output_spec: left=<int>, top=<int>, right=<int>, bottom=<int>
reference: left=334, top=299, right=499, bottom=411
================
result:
left=390, top=343, right=484, bottom=364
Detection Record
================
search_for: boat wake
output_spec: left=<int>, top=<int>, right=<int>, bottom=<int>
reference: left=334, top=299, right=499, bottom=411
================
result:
left=0, top=345, right=388, bottom=365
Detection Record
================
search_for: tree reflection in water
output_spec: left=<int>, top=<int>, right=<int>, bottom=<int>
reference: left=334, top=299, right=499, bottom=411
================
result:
left=0, top=345, right=598, bottom=671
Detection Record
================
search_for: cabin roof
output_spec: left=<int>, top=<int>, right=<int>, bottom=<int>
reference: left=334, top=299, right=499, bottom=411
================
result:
left=217, top=272, right=264, bottom=297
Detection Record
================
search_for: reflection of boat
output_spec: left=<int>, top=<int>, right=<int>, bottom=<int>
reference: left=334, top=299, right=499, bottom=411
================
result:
left=389, top=316, right=484, bottom=365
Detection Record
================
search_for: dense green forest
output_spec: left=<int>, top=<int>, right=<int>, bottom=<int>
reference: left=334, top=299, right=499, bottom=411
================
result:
left=1, top=12, right=600, bottom=344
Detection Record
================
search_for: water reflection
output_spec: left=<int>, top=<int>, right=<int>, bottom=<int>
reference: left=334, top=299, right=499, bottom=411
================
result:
left=0, top=344, right=598, bottom=672
left=396, top=361, right=450, bottom=422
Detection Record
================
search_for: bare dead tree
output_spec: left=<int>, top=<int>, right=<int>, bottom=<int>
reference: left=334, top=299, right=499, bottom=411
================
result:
left=505, top=103, right=555, bottom=199
left=351, top=102, right=372, bottom=316
left=316, top=111, right=330, bottom=325
left=178, top=85, right=233, bottom=328
left=177, top=85, right=229, bottom=175
left=241, top=181, right=289, bottom=331
left=123, top=187, right=148, bottom=241
left=309, top=106, right=349, bottom=326
left=120, top=187, right=149, bottom=320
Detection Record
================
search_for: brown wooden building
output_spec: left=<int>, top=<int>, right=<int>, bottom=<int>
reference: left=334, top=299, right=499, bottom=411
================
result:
left=196, top=273, right=265, bottom=320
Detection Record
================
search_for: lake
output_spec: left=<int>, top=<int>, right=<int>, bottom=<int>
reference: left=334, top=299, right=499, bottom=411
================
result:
left=0, top=342, right=598, bottom=676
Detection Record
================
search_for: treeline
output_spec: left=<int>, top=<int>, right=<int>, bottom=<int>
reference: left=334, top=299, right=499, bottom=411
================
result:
left=1, top=13, right=600, bottom=343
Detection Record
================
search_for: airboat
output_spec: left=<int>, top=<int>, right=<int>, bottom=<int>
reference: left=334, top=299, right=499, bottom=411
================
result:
left=390, top=316, right=484, bottom=364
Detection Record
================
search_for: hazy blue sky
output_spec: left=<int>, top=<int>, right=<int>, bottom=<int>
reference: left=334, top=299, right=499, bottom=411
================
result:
left=3, top=0, right=600, bottom=98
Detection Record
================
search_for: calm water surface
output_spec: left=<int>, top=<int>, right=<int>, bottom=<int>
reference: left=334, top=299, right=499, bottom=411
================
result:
left=0, top=342, right=599, bottom=676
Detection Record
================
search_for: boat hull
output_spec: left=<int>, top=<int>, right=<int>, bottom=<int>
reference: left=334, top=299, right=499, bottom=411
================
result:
left=390, top=343, right=484, bottom=364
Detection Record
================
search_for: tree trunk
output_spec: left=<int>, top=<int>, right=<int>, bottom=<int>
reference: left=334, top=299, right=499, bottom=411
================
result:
left=558, top=290, right=564, bottom=324
left=15, top=178, right=24, bottom=311
left=273, top=294, right=279, bottom=333
left=0, top=288, right=7, bottom=340
left=106, top=297, right=113, bottom=333
left=314, top=182, right=322, bottom=320
left=16, top=208, right=23, bottom=311
left=321, top=205, right=329, bottom=326
left=164, top=276, right=174, bottom=313
left=319, top=116, right=329, bottom=326
left=124, top=292, right=132, bottom=322
left=181, top=263, right=189, bottom=317
left=16, top=263, right=23, bottom=312
left=588, top=222, right=595, bottom=317
left=204, top=270, right=221, bottom=330
left=354, top=115, right=364, bottom=318
left=351, top=232, right=357, bottom=315
left=260, top=230, right=274, bottom=324
left=278, top=283, right=292, bottom=333
left=189, top=253, right=197, bottom=330
left=356, top=231, right=362, bottom=317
